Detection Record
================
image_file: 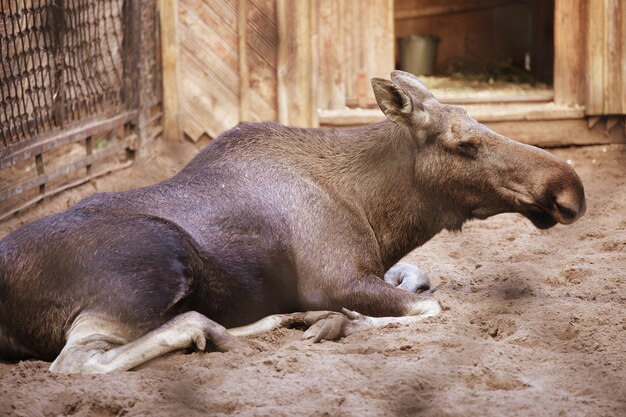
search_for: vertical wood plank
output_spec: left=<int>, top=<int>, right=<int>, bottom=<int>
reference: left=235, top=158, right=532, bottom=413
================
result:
left=622, top=0, right=626, bottom=112
left=238, top=0, right=250, bottom=123
left=158, top=0, right=182, bottom=140
left=317, top=0, right=345, bottom=110
left=554, top=0, right=585, bottom=106
left=604, top=0, right=621, bottom=113
left=341, top=0, right=394, bottom=107
left=586, top=0, right=605, bottom=115
left=277, top=0, right=316, bottom=126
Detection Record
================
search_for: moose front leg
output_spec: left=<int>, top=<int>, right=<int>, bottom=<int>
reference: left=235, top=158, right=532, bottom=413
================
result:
left=227, top=273, right=441, bottom=342
left=290, top=268, right=442, bottom=342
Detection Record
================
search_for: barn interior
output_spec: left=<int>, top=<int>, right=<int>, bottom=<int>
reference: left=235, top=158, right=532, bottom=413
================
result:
left=393, top=0, right=555, bottom=103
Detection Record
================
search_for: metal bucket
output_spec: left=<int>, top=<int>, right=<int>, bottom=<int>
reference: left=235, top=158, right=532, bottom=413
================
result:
left=398, top=35, right=440, bottom=76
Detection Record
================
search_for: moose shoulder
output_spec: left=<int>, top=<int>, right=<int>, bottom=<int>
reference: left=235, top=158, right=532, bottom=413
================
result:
left=0, top=71, right=586, bottom=373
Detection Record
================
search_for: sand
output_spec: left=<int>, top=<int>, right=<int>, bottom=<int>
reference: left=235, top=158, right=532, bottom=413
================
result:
left=0, top=139, right=625, bottom=417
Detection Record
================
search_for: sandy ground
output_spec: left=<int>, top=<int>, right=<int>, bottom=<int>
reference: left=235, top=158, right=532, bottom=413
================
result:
left=0, top=138, right=625, bottom=417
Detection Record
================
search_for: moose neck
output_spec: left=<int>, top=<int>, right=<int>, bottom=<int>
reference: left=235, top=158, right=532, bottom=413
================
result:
left=322, top=121, right=465, bottom=269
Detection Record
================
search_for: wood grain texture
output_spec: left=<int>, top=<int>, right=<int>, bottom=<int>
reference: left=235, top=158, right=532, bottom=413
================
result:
left=585, top=0, right=625, bottom=115
left=158, top=0, right=182, bottom=141
left=317, top=0, right=346, bottom=110
left=277, top=0, right=316, bottom=126
left=178, top=0, right=277, bottom=140
left=342, top=0, right=394, bottom=107
left=238, top=0, right=249, bottom=122
left=554, top=0, right=585, bottom=106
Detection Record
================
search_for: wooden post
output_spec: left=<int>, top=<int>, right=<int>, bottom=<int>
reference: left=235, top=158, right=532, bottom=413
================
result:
left=317, top=0, right=345, bottom=110
left=276, top=0, right=317, bottom=127
left=238, top=0, right=249, bottom=123
left=158, top=0, right=182, bottom=140
left=553, top=0, right=586, bottom=107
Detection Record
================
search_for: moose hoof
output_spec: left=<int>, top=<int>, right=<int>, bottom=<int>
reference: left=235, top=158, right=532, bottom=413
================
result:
left=168, top=311, right=249, bottom=353
left=384, top=263, right=431, bottom=293
left=301, top=310, right=368, bottom=343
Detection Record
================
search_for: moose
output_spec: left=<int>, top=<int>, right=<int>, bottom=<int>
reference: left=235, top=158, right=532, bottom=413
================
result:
left=0, top=71, right=585, bottom=373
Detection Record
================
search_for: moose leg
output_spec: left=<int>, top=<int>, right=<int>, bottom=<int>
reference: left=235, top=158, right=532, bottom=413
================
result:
left=301, top=305, right=439, bottom=342
left=384, top=263, right=431, bottom=293
left=226, top=275, right=441, bottom=342
left=50, top=311, right=246, bottom=374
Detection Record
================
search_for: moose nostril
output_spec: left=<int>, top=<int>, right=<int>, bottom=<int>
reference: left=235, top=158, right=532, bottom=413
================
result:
left=553, top=190, right=584, bottom=223
left=554, top=200, right=577, bottom=222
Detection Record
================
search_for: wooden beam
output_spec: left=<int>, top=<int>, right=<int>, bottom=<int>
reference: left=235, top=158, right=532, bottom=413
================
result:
left=0, top=112, right=136, bottom=169
left=0, top=136, right=136, bottom=202
left=604, top=0, right=622, bottom=113
left=238, top=0, right=249, bottom=123
left=277, top=0, right=317, bottom=127
left=316, top=0, right=346, bottom=110
left=483, top=119, right=625, bottom=147
left=395, top=0, right=524, bottom=20
left=554, top=0, right=586, bottom=107
left=158, top=0, right=182, bottom=140
left=319, top=102, right=586, bottom=126
left=0, top=160, right=134, bottom=222
left=586, top=0, right=605, bottom=115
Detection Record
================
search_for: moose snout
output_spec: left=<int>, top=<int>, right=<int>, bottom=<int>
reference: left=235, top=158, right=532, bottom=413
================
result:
left=532, top=163, right=587, bottom=227
left=516, top=150, right=587, bottom=229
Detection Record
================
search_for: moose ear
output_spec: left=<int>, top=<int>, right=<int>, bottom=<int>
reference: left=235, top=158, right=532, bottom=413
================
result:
left=371, top=78, right=414, bottom=126
left=390, top=70, right=436, bottom=104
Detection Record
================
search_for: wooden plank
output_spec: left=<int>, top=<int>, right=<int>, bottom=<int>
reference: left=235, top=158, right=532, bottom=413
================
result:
left=178, top=0, right=240, bottom=138
left=317, top=0, right=345, bottom=110
left=483, top=119, right=625, bottom=147
left=554, top=0, right=585, bottom=107
left=238, top=0, right=250, bottom=122
left=320, top=113, right=624, bottom=148
left=0, top=137, right=136, bottom=201
left=179, top=0, right=240, bottom=138
left=395, top=0, right=524, bottom=20
left=586, top=0, right=605, bottom=115
left=158, top=0, right=182, bottom=140
left=462, top=103, right=585, bottom=122
left=622, top=0, right=626, bottom=113
left=604, top=0, right=622, bottom=113
left=319, top=102, right=585, bottom=125
left=340, top=0, right=394, bottom=108
left=247, top=0, right=278, bottom=121
left=0, top=112, right=136, bottom=169
left=0, top=160, right=134, bottom=222
left=276, top=0, right=316, bottom=127
left=183, top=112, right=207, bottom=143
left=439, top=94, right=554, bottom=104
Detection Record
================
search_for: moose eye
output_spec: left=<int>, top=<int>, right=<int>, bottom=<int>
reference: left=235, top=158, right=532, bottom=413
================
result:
left=457, top=141, right=478, bottom=158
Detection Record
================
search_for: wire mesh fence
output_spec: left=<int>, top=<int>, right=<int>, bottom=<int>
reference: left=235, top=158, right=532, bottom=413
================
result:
left=0, top=0, right=162, bottom=219
left=0, top=0, right=126, bottom=149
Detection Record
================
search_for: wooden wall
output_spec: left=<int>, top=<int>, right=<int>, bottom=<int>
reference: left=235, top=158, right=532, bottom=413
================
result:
left=317, top=0, right=394, bottom=109
left=174, top=0, right=278, bottom=141
left=160, top=0, right=625, bottom=139
left=164, top=0, right=394, bottom=137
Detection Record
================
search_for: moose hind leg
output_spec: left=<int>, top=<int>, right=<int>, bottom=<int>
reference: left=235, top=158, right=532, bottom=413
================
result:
left=50, top=311, right=247, bottom=374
